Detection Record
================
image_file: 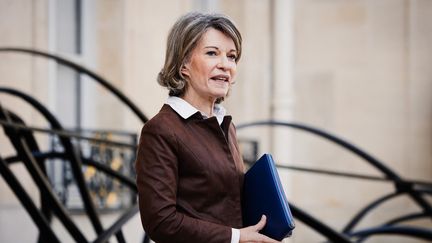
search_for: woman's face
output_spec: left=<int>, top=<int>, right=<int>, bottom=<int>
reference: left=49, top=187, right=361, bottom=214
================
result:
left=181, top=28, right=238, bottom=104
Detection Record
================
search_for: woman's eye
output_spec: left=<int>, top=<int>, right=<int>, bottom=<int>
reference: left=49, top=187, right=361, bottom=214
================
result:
left=228, top=55, right=237, bottom=61
left=206, top=51, right=217, bottom=56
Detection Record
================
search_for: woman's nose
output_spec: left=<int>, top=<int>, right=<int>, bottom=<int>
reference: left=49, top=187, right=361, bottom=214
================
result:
left=217, top=56, right=234, bottom=70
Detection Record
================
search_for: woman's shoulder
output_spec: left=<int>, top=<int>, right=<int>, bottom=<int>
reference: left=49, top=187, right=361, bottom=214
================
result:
left=141, top=104, right=181, bottom=134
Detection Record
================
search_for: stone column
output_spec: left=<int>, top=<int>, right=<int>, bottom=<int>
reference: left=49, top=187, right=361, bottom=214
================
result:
left=271, top=0, right=295, bottom=168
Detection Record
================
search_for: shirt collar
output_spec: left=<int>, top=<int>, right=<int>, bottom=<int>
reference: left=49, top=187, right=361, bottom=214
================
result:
left=165, top=96, right=227, bottom=125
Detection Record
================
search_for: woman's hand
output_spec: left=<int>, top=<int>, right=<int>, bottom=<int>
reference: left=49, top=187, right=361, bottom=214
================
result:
left=239, top=215, right=281, bottom=243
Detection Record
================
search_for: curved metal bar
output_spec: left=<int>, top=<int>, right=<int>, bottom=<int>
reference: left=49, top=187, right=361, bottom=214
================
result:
left=414, top=189, right=432, bottom=195
left=414, top=183, right=432, bottom=193
left=0, top=156, right=60, bottom=243
left=6, top=145, right=145, bottom=243
left=384, top=212, right=429, bottom=226
left=342, top=192, right=400, bottom=233
left=5, top=111, right=41, bottom=155
left=237, top=120, right=401, bottom=180
left=394, top=181, right=432, bottom=220
left=0, top=108, right=89, bottom=242
left=93, top=205, right=139, bottom=243
left=350, top=225, right=432, bottom=241
left=0, top=119, right=137, bottom=149
left=4, top=110, right=54, bottom=242
left=237, top=120, right=432, bottom=223
left=3, top=155, right=20, bottom=164
left=0, top=47, right=148, bottom=123
left=289, top=202, right=352, bottom=242
left=0, top=90, right=140, bottom=242
left=275, top=164, right=390, bottom=183
left=0, top=88, right=105, bottom=235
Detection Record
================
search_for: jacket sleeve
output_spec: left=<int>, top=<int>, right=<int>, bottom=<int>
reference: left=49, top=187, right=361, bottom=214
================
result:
left=135, top=128, right=232, bottom=243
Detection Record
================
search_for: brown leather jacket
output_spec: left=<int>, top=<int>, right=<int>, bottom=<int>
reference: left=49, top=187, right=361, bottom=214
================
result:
left=135, top=104, right=245, bottom=243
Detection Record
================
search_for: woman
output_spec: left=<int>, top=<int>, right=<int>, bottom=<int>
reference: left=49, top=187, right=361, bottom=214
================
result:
left=135, top=12, right=280, bottom=243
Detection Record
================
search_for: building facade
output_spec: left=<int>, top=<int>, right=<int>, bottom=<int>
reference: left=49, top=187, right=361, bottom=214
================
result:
left=0, top=0, right=431, bottom=242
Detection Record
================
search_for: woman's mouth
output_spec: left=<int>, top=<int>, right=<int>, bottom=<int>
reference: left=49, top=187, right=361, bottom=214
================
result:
left=210, top=74, right=230, bottom=83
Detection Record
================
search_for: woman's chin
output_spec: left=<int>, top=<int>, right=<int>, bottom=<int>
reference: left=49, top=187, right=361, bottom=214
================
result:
left=211, top=91, right=228, bottom=99
left=207, top=87, right=228, bottom=97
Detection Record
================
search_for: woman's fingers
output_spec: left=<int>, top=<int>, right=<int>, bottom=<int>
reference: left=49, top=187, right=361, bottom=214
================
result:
left=253, top=215, right=267, bottom=231
left=250, top=232, right=281, bottom=243
left=240, top=215, right=282, bottom=243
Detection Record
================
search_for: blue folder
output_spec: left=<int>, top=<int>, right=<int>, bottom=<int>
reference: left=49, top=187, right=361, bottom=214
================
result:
left=243, top=154, right=295, bottom=240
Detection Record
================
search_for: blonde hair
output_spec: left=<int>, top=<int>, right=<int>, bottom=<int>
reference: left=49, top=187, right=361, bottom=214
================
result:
left=157, top=12, right=242, bottom=102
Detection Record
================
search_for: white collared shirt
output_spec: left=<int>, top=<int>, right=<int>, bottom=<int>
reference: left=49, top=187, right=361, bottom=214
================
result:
left=165, top=96, right=241, bottom=243
left=165, top=96, right=227, bottom=125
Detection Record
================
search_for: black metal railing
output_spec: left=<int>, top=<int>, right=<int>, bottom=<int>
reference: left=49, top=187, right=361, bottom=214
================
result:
left=1, top=47, right=431, bottom=242
left=237, top=121, right=432, bottom=242
left=0, top=47, right=149, bottom=243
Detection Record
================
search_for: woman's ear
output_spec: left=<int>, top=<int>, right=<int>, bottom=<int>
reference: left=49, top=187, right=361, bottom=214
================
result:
left=181, top=64, right=190, bottom=77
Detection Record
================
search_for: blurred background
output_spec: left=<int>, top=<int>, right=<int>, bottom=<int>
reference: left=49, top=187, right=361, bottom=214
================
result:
left=0, top=0, right=431, bottom=242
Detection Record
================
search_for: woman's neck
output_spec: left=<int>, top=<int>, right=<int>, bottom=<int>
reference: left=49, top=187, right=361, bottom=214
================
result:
left=182, top=94, right=216, bottom=117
